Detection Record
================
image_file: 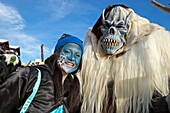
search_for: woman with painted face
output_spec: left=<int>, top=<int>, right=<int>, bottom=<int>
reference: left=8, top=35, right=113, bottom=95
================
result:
left=0, top=34, right=84, bottom=113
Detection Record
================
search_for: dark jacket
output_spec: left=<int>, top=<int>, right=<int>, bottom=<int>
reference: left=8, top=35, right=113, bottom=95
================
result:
left=0, top=64, right=80, bottom=113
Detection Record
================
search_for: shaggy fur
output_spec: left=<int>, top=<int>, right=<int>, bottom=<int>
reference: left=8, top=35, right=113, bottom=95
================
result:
left=78, top=5, right=170, bottom=113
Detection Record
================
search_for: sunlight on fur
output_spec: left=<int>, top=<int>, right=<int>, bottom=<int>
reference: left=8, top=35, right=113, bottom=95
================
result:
left=78, top=6, right=170, bottom=113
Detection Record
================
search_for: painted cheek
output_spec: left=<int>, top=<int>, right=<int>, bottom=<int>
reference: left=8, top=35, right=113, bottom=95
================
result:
left=75, top=57, right=81, bottom=65
left=67, top=57, right=81, bottom=73
left=62, top=51, right=68, bottom=57
left=57, top=54, right=66, bottom=67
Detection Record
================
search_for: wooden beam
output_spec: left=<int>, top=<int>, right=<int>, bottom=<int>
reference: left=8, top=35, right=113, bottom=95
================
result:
left=152, top=0, right=170, bottom=13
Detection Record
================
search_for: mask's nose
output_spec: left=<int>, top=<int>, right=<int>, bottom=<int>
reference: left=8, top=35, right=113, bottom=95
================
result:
left=109, top=27, right=115, bottom=35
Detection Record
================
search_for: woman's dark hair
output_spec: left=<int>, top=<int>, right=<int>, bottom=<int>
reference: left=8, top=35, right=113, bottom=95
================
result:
left=45, top=46, right=82, bottom=113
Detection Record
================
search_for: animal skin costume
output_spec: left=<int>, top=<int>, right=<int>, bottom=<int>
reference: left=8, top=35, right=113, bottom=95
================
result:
left=78, top=4, right=170, bottom=113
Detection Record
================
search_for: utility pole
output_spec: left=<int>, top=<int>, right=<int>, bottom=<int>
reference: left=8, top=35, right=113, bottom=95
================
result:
left=41, top=44, right=44, bottom=62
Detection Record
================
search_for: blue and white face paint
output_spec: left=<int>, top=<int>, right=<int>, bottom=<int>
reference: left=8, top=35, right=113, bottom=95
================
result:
left=57, top=43, right=82, bottom=74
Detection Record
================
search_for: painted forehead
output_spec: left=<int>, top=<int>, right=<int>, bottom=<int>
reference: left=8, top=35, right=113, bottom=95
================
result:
left=62, top=43, right=82, bottom=53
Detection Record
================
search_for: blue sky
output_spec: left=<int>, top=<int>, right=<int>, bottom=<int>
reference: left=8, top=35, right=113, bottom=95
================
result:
left=0, top=0, right=169, bottom=64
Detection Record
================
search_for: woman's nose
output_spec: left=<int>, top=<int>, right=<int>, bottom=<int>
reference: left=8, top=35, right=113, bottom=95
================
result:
left=69, top=53, right=75, bottom=61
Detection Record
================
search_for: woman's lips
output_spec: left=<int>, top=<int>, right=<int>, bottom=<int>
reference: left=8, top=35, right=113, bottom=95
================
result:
left=65, top=62, right=74, bottom=68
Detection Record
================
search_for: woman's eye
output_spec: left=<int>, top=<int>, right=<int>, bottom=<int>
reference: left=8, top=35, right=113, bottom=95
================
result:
left=75, top=54, right=80, bottom=58
left=65, top=51, right=70, bottom=54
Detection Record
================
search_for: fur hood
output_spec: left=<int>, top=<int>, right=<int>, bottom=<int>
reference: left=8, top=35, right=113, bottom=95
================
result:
left=79, top=5, right=170, bottom=113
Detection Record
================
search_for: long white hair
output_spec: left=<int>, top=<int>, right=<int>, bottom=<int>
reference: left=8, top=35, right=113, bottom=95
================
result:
left=78, top=6, right=170, bottom=113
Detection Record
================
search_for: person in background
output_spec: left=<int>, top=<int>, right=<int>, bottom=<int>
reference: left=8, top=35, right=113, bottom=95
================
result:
left=0, top=48, right=21, bottom=85
left=0, top=33, right=84, bottom=113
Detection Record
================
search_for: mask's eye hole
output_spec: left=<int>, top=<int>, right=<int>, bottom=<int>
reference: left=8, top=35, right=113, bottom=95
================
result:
left=117, top=25, right=123, bottom=28
left=116, top=21, right=124, bottom=29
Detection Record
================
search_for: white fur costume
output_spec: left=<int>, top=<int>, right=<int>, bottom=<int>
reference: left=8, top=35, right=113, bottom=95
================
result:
left=78, top=5, right=170, bottom=113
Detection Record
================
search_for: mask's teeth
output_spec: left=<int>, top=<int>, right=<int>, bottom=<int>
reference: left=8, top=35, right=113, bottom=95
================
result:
left=107, top=42, right=109, bottom=46
left=108, top=39, right=110, bottom=42
left=102, top=38, right=121, bottom=47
